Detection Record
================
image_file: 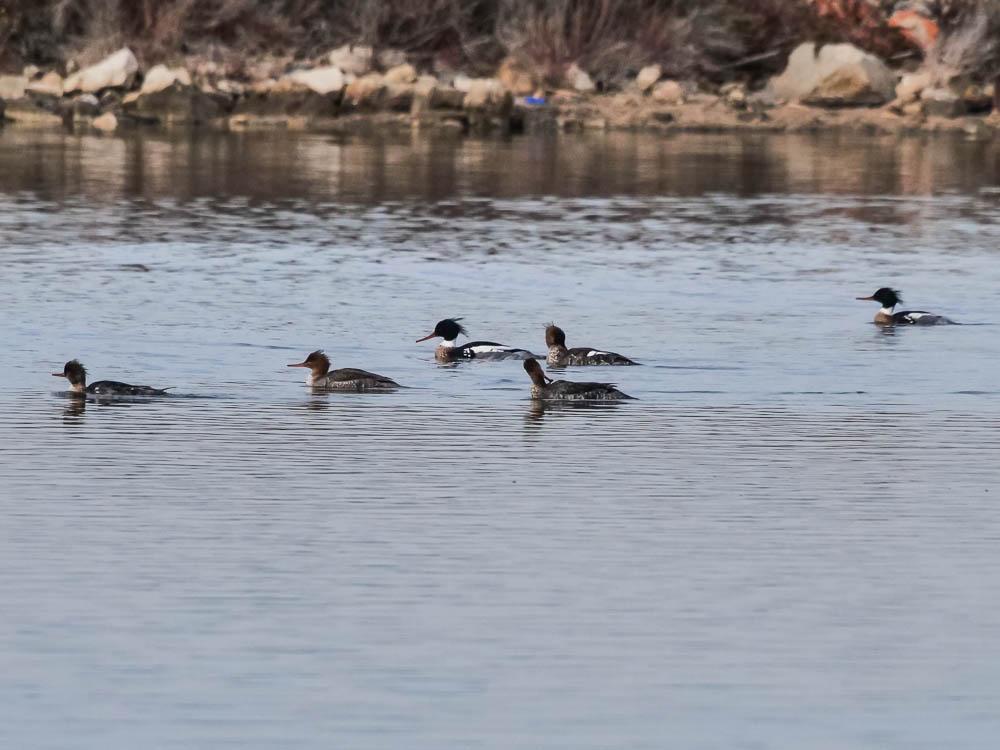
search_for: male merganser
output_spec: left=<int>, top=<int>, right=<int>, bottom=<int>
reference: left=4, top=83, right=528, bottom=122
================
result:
left=544, top=323, right=637, bottom=366
left=52, top=359, right=170, bottom=396
left=523, top=359, right=634, bottom=400
left=416, top=318, right=537, bottom=362
left=856, top=287, right=954, bottom=325
left=287, top=350, right=400, bottom=390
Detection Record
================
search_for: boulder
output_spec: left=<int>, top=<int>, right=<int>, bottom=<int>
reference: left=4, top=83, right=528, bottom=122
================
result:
left=125, top=79, right=228, bottom=125
left=565, top=63, right=595, bottom=93
left=0, top=75, right=28, bottom=101
left=768, top=42, right=894, bottom=106
left=285, top=66, right=345, bottom=95
left=383, top=63, right=417, bottom=85
left=453, top=74, right=473, bottom=93
left=328, top=44, right=373, bottom=75
left=721, top=82, right=747, bottom=109
left=64, top=47, right=139, bottom=93
left=73, top=94, right=101, bottom=118
left=921, top=87, right=965, bottom=117
left=463, top=77, right=512, bottom=131
left=497, top=57, right=537, bottom=95
left=4, top=99, right=65, bottom=127
left=141, top=64, right=192, bottom=95
left=651, top=79, right=683, bottom=104
left=26, top=71, right=63, bottom=98
left=961, top=84, right=993, bottom=113
left=233, top=78, right=339, bottom=118
left=343, top=73, right=386, bottom=109
left=377, top=49, right=407, bottom=69
left=383, top=84, right=414, bottom=111
left=895, top=70, right=932, bottom=104
left=92, top=112, right=118, bottom=132
left=635, top=64, right=662, bottom=93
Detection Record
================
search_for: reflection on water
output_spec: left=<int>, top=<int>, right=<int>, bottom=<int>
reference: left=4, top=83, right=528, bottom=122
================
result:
left=2, top=130, right=1000, bottom=750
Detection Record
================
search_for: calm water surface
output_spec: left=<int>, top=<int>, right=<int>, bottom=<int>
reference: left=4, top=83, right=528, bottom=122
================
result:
left=2, top=129, right=1000, bottom=749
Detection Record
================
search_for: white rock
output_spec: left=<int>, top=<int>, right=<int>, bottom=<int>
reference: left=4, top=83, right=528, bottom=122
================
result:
left=896, top=70, right=932, bottom=103
left=566, top=63, right=595, bottom=93
left=0, top=74, right=28, bottom=100
left=92, top=112, right=118, bottom=132
left=453, top=74, right=473, bottom=93
left=651, top=79, right=683, bottom=103
left=377, top=49, right=407, bottom=69
left=328, top=44, right=373, bottom=76
left=285, top=66, right=345, bottom=95
left=463, top=78, right=506, bottom=108
left=383, top=63, right=417, bottom=85
left=64, top=48, right=139, bottom=93
left=635, top=64, right=662, bottom=92
left=26, top=71, right=63, bottom=97
left=768, top=42, right=894, bottom=104
left=141, top=64, right=192, bottom=95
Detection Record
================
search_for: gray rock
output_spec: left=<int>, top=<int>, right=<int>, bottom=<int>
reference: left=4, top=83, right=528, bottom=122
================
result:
left=920, top=87, right=965, bottom=117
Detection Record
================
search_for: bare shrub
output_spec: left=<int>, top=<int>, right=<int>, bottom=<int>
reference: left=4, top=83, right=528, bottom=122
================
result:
left=926, top=0, right=1000, bottom=82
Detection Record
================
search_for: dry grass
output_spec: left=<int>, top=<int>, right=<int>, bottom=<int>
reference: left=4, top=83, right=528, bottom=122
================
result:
left=1, top=0, right=997, bottom=85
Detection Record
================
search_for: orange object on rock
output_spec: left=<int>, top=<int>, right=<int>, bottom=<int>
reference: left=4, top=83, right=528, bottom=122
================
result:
left=888, top=9, right=940, bottom=52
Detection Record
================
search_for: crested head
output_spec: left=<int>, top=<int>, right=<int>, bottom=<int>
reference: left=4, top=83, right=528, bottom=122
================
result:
left=859, top=287, right=902, bottom=308
left=288, top=350, right=331, bottom=378
left=417, top=317, right=468, bottom=344
left=545, top=323, right=566, bottom=348
left=51, top=359, right=87, bottom=391
left=435, top=318, right=467, bottom=341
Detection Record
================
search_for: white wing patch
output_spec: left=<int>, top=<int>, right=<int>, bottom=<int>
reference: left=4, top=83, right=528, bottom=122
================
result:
left=467, top=345, right=512, bottom=354
left=586, top=350, right=609, bottom=358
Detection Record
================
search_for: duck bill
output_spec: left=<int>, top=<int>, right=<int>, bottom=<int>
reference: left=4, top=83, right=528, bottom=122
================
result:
left=855, top=296, right=875, bottom=301
left=287, top=361, right=309, bottom=368
left=51, top=372, right=65, bottom=377
left=415, top=333, right=437, bottom=343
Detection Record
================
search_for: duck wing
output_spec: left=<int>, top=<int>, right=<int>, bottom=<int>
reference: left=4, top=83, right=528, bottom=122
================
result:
left=457, top=341, right=538, bottom=360
left=86, top=380, right=170, bottom=396
left=566, top=346, right=637, bottom=365
left=326, top=368, right=400, bottom=388
left=893, top=310, right=954, bottom=325
left=547, top=379, right=634, bottom=400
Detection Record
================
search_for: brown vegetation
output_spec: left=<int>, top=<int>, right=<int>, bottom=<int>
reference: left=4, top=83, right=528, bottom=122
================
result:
left=0, top=0, right=997, bottom=85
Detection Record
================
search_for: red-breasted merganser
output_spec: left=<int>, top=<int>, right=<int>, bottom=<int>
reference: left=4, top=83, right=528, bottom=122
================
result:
left=523, top=359, right=634, bottom=400
left=544, top=323, right=637, bottom=366
left=416, top=318, right=537, bottom=362
left=52, top=359, right=170, bottom=396
left=287, top=350, right=400, bottom=390
left=856, top=287, right=954, bottom=325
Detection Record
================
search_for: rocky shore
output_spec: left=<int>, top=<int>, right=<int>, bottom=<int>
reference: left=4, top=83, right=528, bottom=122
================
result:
left=1, top=42, right=998, bottom=139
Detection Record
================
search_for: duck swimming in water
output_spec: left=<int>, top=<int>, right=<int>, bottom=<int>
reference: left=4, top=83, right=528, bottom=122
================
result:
left=52, top=360, right=170, bottom=396
left=544, top=323, right=637, bottom=366
left=523, top=359, right=634, bottom=400
left=287, top=350, right=400, bottom=390
left=416, top=318, right=537, bottom=362
left=856, top=287, right=954, bottom=325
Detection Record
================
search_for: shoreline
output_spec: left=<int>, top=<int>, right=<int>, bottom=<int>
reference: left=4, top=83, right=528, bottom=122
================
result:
left=2, top=43, right=998, bottom=141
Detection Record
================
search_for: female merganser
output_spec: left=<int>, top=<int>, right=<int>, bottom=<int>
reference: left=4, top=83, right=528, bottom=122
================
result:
left=416, top=318, right=537, bottom=362
left=523, top=359, right=634, bottom=400
left=287, top=350, right=400, bottom=390
left=52, top=359, right=170, bottom=396
left=856, top=287, right=954, bottom=325
left=544, top=323, right=637, bottom=366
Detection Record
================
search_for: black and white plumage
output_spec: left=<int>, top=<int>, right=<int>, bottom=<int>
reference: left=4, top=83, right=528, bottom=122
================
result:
left=416, top=318, right=538, bottom=362
left=52, top=360, right=170, bottom=396
left=544, top=323, right=637, bottom=366
left=523, top=359, right=634, bottom=401
left=856, top=287, right=955, bottom=326
left=288, top=350, right=400, bottom=390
